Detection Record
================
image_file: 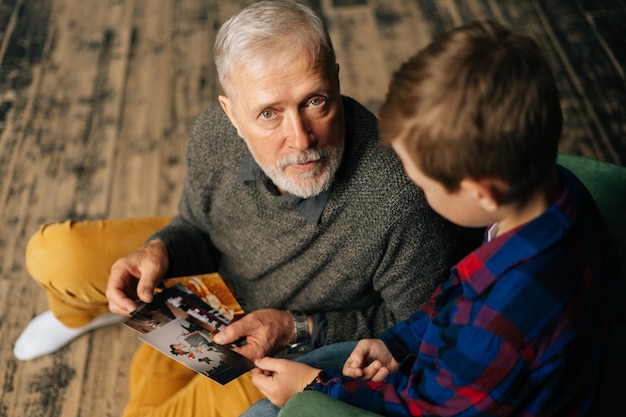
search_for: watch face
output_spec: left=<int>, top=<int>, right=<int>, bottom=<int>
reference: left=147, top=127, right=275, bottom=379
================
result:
left=286, top=343, right=310, bottom=355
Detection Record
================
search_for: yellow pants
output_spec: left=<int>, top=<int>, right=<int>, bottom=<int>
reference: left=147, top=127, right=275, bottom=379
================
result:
left=26, top=218, right=264, bottom=417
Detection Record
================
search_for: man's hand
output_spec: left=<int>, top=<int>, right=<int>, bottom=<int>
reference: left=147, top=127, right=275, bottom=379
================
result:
left=342, top=338, right=399, bottom=382
left=213, top=309, right=295, bottom=361
left=251, top=357, right=321, bottom=407
left=106, top=239, right=169, bottom=315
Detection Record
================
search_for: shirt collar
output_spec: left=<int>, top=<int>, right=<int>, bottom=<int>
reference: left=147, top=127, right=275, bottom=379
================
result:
left=237, top=151, right=331, bottom=225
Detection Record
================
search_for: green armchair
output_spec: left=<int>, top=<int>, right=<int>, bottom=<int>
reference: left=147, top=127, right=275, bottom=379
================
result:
left=557, top=153, right=626, bottom=416
left=278, top=153, right=626, bottom=417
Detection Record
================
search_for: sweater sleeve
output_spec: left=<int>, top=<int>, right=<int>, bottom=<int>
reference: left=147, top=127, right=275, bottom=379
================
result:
left=148, top=105, right=227, bottom=278
left=150, top=213, right=220, bottom=278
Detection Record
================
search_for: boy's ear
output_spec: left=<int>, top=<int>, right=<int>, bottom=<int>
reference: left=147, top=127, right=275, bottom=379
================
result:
left=460, top=178, right=502, bottom=213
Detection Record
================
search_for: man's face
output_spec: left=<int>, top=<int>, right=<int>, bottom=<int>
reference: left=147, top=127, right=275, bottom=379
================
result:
left=219, top=53, right=345, bottom=198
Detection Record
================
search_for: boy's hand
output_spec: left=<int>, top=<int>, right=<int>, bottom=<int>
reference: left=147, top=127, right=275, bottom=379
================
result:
left=251, top=357, right=321, bottom=407
left=343, top=338, right=399, bottom=381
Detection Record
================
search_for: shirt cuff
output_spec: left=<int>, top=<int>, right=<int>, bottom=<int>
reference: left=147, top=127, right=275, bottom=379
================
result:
left=311, top=313, right=328, bottom=349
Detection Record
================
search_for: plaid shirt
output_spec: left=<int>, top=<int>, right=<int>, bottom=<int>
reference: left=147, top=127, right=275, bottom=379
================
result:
left=314, top=166, right=620, bottom=416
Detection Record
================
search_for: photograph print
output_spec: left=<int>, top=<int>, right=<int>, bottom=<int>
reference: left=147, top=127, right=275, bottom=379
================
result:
left=123, top=273, right=254, bottom=384
left=139, top=317, right=255, bottom=385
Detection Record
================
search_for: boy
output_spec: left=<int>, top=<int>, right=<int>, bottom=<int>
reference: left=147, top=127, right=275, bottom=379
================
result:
left=250, top=20, right=620, bottom=416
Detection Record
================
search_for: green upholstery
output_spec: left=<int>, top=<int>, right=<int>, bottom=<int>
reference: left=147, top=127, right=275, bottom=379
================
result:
left=278, top=391, right=381, bottom=417
left=279, top=153, right=626, bottom=417
left=556, top=153, right=626, bottom=416
left=556, top=153, right=626, bottom=322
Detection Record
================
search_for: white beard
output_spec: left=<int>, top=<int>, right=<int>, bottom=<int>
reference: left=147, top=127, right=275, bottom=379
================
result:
left=257, top=142, right=344, bottom=198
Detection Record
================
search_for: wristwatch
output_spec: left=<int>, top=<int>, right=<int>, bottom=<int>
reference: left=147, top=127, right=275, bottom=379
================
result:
left=288, top=310, right=311, bottom=352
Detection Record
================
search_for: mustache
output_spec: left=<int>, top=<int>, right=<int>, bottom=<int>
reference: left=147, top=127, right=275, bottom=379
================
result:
left=277, top=148, right=326, bottom=168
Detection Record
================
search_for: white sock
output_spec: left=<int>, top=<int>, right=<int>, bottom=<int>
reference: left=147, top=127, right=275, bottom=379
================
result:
left=13, top=310, right=125, bottom=361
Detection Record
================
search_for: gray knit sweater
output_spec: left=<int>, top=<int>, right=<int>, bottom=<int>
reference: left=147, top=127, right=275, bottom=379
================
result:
left=153, top=96, right=471, bottom=345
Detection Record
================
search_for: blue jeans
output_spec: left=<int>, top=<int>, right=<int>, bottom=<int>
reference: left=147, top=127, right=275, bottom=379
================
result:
left=240, top=341, right=358, bottom=417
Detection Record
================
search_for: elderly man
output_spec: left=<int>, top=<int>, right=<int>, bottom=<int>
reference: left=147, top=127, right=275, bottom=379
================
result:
left=15, top=1, right=480, bottom=416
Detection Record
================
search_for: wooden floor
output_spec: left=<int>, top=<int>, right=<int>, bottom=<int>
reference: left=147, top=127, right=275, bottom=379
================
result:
left=1, top=0, right=624, bottom=416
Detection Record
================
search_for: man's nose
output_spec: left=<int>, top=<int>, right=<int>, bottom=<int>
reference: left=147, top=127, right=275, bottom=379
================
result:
left=285, top=113, right=315, bottom=150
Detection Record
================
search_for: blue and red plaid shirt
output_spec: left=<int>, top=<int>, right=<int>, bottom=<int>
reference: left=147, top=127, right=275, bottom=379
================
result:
left=314, top=166, right=620, bottom=416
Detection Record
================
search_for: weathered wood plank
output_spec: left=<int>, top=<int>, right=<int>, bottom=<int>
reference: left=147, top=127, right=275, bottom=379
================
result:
left=323, top=0, right=389, bottom=111
left=370, top=0, right=433, bottom=71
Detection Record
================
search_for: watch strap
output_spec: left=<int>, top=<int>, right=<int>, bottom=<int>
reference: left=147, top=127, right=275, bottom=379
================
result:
left=289, top=310, right=311, bottom=346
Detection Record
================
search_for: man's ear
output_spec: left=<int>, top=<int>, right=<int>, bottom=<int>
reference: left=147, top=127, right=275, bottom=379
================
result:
left=460, top=178, right=501, bottom=213
left=218, top=95, right=240, bottom=133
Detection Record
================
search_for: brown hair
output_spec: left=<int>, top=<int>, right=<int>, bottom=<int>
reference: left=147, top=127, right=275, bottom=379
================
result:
left=379, top=20, right=562, bottom=203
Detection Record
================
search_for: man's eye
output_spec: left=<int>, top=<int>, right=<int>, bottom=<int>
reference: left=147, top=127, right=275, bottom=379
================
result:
left=309, top=97, right=325, bottom=107
left=261, top=110, right=274, bottom=119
